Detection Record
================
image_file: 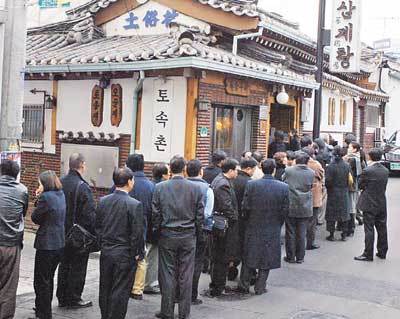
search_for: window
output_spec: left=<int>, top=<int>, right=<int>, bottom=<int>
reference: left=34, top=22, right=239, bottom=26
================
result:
left=328, top=98, right=336, bottom=125
left=366, top=105, right=380, bottom=127
left=339, top=100, right=347, bottom=125
left=22, top=104, right=43, bottom=143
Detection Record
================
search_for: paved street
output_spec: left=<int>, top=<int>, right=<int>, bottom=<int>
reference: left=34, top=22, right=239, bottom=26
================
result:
left=15, top=177, right=400, bottom=319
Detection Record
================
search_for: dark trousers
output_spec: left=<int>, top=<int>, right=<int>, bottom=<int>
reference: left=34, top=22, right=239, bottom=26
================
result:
left=306, top=208, right=320, bottom=248
left=34, top=249, right=63, bottom=319
left=348, top=214, right=356, bottom=234
left=56, top=248, right=89, bottom=304
left=192, top=232, right=207, bottom=301
left=159, top=230, right=196, bottom=319
left=326, top=220, right=348, bottom=234
left=0, top=246, right=21, bottom=319
left=202, top=231, right=213, bottom=273
left=285, top=217, right=308, bottom=261
left=238, top=263, right=269, bottom=294
left=209, top=230, right=229, bottom=295
left=99, top=250, right=136, bottom=319
left=363, top=211, right=388, bottom=259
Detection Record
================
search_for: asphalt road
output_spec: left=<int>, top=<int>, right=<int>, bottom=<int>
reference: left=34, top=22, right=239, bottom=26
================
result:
left=15, top=177, right=400, bottom=319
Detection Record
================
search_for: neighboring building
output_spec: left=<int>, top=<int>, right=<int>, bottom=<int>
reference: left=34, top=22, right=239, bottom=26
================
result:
left=22, top=0, right=319, bottom=196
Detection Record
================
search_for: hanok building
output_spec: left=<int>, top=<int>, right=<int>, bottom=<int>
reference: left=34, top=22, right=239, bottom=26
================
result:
left=22, top=0, right=319, bottom=194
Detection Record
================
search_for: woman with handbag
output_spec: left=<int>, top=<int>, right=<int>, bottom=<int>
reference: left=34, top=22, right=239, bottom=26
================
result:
left=31, top=171, right=66, bottom=319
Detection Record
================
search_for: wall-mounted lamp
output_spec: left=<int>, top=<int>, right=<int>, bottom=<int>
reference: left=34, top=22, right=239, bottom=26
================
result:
left=99, top=76, right=110, bottom=89
left=276, top=85, right=289, bottom=105
left=30, top=88, right=56, bottom=109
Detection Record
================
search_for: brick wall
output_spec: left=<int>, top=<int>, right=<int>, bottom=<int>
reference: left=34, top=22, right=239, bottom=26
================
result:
left=196, top=82, right=267, bottom=164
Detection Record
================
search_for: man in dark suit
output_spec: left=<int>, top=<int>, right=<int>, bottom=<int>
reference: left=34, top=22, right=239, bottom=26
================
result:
left=355, top=148, right=389, bottom=262
left=57, top=153, right=96, bottom=308
left=237, top=159, right=289, bottom=295
left=96, top=167, right=144, bottom=319
left=152, top=156, right=204, bottom=319
left=283, top=152, right=314, bottom=264
left=203, top=150, right=227, bottom=185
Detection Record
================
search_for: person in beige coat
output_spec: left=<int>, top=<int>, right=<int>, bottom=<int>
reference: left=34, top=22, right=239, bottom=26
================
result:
left=303, top=148, right=324, bottom=250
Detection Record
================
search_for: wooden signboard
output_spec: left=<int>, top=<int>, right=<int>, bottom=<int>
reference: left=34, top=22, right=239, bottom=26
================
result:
left=91, top=85, right=104, bottom=127
left=225, top=78, right=250, bottom=97
left=111, top=84, right=123, bottom=127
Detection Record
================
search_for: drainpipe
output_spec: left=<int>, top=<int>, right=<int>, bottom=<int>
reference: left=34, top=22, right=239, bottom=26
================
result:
left=232, top=27, right=264, bottom=56
left=130, top=71, right=145, bottom=154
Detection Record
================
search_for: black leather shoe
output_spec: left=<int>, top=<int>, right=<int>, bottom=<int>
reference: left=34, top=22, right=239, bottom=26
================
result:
left=68, top=300, right=93, bottom=309
left=130, top=293, right=143, bottom=300
left=232, top=286, right=249, bottom=294
left=155, top=312, right=171, bottom=319
left=306, top=244, right=320, bottom=250
left=296, top=259, right=304, bottom=264
left=354, top=255, right=373, bottom=262
left=255, top=288, right=267, bottom=295
left=192, top=298, right=203, bottom=305
left=326, top=235, right=335, bottom=241
left=58, top=302, right=67, bottom=308
left=284, top=256, right=296, bottom=264
left=341, top=234, right=347, bottom=242
left=376, top=253, right=386, bottom=259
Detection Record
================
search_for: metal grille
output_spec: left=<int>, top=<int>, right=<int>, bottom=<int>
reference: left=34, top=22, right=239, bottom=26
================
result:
left=22, top=104, right=43, bottom=143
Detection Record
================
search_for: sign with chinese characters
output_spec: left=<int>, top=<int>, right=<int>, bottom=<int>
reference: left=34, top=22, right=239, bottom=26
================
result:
left=111, top=84, right=123, bottom=127
left=38, top=0, right=71, bottom=8
left=150, top=79, right=174, bottom=161
left=103, top=1, right=210, bottom=37
left=329, top=0, right=361, bottom=73
left=91, top=85, right=104, bottom=127
left=225, top=78, right=250, bottom=97
left=259, top=104, right=270, bottom=120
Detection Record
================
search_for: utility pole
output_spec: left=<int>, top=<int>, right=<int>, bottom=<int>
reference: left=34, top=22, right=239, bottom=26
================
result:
left=313, top=0, right=328, bottom=140
left=0, top=0, right=27, bottom=152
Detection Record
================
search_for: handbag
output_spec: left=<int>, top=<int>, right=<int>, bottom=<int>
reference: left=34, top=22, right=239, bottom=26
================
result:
left=212, top=212, right=229, bottom=237
left=65, top=181, right=99, bottom=254
left=348, top=172, right=355, bottom=192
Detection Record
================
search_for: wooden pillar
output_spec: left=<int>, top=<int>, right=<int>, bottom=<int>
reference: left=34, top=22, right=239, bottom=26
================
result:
left=184, top=77, right=199, bottom=160
left=51, top=80, right=58, bottom=145
left=265, top=91, right=275, bottom=157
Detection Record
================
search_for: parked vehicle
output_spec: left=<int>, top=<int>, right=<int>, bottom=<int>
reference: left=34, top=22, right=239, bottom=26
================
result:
left=382, top=130, right=400, bottom=172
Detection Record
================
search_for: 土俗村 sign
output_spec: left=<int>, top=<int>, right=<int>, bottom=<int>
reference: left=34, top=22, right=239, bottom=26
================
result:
left=329, top=0, right=361, bottom=73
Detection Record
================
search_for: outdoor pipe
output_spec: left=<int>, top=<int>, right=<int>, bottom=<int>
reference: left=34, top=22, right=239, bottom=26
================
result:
left=232, top=26, right=264, bottom=56
left=131, top=70, right=145, bottom=154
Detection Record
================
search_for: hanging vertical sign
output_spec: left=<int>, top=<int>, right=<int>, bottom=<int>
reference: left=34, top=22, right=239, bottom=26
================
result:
left=150, top=79, right=174, bottom=161
left=111, top=84, right=123, bottom=127
left=91, top=85, right=104, bottom=127
left=329, top=0, right=361, bottom=73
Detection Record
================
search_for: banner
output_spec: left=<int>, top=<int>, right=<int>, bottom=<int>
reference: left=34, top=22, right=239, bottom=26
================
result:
left=329, top=0, right=362, bottom=73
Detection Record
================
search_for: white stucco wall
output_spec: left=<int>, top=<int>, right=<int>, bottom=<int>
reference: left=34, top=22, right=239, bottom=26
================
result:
left=57, top=78, right=137, bottom=135
left=23, top=80, right=54, bottom=153
left=303, top=87, right=354, bottom=137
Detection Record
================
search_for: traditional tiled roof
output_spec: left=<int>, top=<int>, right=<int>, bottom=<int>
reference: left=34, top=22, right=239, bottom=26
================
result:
left=323, top=73, right=389, bottom=103
left=66, top=0, right=259, bottom=19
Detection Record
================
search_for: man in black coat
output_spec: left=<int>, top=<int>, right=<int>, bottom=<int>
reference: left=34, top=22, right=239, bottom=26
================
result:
left=203, top=150, right=227, bottom=184
left=283, top=152, right=314, bottom=264
left=355, top=148, right=389, bottom=262
left=96, top=168, right=144, bottom=319
left=209, top=158, right=239, bottom=297
left=57, top=153, right=96, bottom=308
left=152, top=156, right=204, bottom=319
left=232, top=158, right=257, bottom=276
left=237, top=159, right=289, bottom=295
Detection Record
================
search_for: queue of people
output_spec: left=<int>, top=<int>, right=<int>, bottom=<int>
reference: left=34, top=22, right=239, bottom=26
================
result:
left=0, top=130, right=390, bottom=319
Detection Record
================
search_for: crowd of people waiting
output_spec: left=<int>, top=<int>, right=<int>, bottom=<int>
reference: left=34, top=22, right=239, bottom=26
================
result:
left=0, top=130, right=389, bottom=319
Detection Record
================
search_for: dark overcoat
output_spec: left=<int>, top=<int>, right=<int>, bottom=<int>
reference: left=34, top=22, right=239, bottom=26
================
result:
left=325, top=158, right=351, bottom=222
left=241, top=175, right=289, bottom=270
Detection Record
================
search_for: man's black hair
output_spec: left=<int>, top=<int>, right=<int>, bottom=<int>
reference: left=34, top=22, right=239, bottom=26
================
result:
left=211, top=150, right=227, bottom=166
left=300, top=135, right=313, bottom=148
left=170, top=155, right=186, bottom=174
left=221, top=158, right=239, bottom=173
left=261, top=159, right=276, bottom=174
left=302, top=147, right=315, bottom=158
left=240, top=158, right=258, bottom=170
left=152, top=163, right=168, bottom=180
left=295, top=151, right=310, bottom=165
left=350, top=141, right=361, bottom=152
left=369, top=148, right=383, bottom=162
left=344, top=133, right=357, bottom=145
left=332, top=145, right=346, bottom=158
left=186, top=159, right=202, bottom=177
left=113, top=167, right=134, bottom=188
left=286, top=150, right=296, bottom=161
left=251, top=151, right=264, bottom=163
left=0, top=160, right=20, bottom=179
left=274, top=130, right=285, bottom=142
left=126, top=153, right=144, bottom=172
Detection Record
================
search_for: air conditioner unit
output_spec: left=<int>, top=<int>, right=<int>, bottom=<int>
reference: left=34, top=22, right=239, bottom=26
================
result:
left=375, top=127, right=386, bottom=142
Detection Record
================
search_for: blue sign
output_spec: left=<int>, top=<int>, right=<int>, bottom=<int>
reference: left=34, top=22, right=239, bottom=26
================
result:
left=123, top=9, right=179, bottom=30
left=39, top=0, right=71, bottom=9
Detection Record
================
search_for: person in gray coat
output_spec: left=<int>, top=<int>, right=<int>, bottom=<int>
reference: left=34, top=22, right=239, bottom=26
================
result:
left=283, top=152, right=314, bottom=264
left=237, top=159, right=289, bottom=295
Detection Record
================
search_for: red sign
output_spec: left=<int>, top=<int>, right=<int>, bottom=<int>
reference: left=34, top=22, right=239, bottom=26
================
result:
left=111, top=84, right=123, bottom=127
left=91, top=85, right=104, bottom=127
